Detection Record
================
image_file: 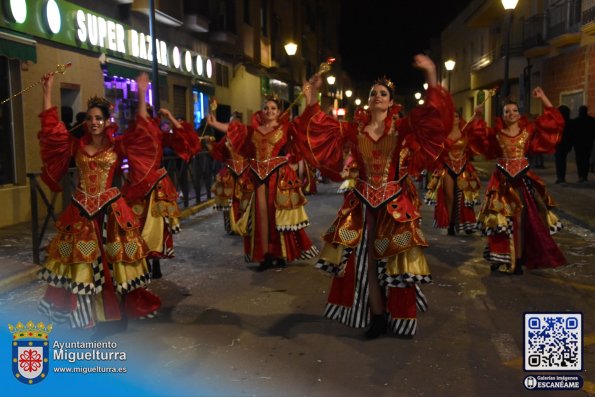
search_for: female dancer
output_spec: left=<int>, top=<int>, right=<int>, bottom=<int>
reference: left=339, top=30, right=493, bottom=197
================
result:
left=37, top=72, right=160, bottom=328
left=424, top=111, right=481, bottom=235
left=207, top=96, right=318, bottom=270
left=207, top=112, right=254, bottom=237
left=122, top=93, right=200, bottom=279
left=468, top=87, right=566, bottom=274
left=296, top=54, right=453, bottom=338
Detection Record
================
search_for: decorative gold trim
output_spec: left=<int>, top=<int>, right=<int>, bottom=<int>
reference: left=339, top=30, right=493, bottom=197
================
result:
left=548, top=33, right=581, bottom=48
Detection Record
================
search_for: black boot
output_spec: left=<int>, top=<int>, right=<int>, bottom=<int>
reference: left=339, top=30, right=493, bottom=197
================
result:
left=275, top=258, right=287, bottom=269
left=256, top=253, right=274, bottom=272
left=151, top=259, right=163, bottom=279
left=513, top=258, right=524, bottom=275
left=364, top=314, right=387, bottom=339
left=447, top=225, right=455, bottom=236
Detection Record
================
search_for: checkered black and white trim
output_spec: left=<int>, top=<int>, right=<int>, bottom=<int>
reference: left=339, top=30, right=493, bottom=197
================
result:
left=276, top=220, right=310, bottom=232
left=315, top=247, right=354, bottom=276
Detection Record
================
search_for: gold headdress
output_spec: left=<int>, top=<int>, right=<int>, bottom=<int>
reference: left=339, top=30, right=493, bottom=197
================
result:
left=374, top=76, right=395, bottom=90
left=87, top=95, right=112, bottom=110
left=264, top=93, right=281, bottom=104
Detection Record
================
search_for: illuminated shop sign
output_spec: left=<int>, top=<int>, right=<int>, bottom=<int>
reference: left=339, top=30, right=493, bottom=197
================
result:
left=0, top=0, right=213, bottom=79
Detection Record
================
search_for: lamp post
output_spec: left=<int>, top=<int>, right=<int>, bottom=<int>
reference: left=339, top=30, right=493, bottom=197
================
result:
left=444, top=59, right=456, bottom=92
left=284, top=42, right=298, bottom=116
left=501, top=0, right=519, bottom=100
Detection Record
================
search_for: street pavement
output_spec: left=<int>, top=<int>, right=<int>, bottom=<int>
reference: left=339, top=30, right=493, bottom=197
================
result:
left=0, top=154, right=594, bottom=397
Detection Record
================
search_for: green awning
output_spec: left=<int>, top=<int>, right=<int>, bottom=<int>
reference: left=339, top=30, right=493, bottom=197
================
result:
left=0, top=30, right=36, bottom=62
left=104, top=61, right=167, bottom=85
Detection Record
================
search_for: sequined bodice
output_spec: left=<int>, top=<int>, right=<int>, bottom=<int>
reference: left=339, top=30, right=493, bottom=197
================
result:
left=75, top=147, right=118, bottom=195
left=226, top=139, right=245, bottom=162
left=357, top=133, right=399, bottom=188
left=448, top=135, right=467, bottom=161
left=497, top=129, right=529, bottom=159
left=251, top=127, right=286, bottom=161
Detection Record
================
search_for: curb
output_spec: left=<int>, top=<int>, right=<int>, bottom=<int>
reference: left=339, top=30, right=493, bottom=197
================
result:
left=0, top=267, right=39, bottom=295
left=0, top=200, right=216, bottom=295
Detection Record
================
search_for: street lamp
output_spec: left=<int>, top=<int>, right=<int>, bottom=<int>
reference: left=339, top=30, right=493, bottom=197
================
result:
left=345, top=90, right=353, bottom=98
left=326, top=75, right=336, bottom=85
left=501, top=0, right=519, bottom=99
left=284, top=42, right=298, bottom=56
left=414, top=92, right=422, bottom=100
left=444, top=59, right=456, bottom=92
left=355, top=98, right=361, bottom=106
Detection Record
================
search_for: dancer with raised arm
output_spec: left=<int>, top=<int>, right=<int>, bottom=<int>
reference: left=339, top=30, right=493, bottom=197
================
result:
left=295, top=54, right=453, bottom=338
left=468, top=87, right=566, bottom=274
left=37, top=72, right=161, bottom=328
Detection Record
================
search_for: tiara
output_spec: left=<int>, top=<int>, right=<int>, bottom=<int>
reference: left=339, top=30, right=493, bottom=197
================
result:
left=374, top=76, right=395, bottom=90
left=87, top=95, right=112, bottom=110
left=264, top=93, right=281, bottom=103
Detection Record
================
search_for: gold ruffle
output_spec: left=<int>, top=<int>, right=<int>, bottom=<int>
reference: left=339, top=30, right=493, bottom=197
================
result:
left=318, top=243, right=346, bottom=267
left=111, top=259, right=150, bottom=285
left=384, top=246, right=430, bottom=276
left=42, top=258, right=96, bottom=285
left=275, top=206, right=309, bottom=228
left=141, top=194, right=165, bottom=253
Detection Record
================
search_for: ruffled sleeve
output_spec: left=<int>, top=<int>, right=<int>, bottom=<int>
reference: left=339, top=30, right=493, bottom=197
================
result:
left=227, top=120, right=255, bottom=158
left=163, top=122, right=201, bottom=163
left=466, top=117, right=500, bottom=159
left=208, top=138, right=230, bottom=162
left=396, top=85, right=454, bottom=163
left=118, top=114, right=165, bottom=201
left=529, top=107, right=564, bottom=154
left=38, top=107, right=78, bottom=191
left=292, top=103, right=354, bottom=181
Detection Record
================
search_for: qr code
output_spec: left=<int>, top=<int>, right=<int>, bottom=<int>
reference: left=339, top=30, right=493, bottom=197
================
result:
left=524, top=313, right=582, bottom=371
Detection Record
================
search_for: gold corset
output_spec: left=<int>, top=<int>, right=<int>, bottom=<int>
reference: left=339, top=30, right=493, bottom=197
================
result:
left=252, top=127, right=284, bottom=161
left=75, top=147, right=118, bottom=195
left=497, top=129, right=529, bottom=159
left=357, top=132, right=399, bottom=188
left=448, top=136, right=467, bottom=161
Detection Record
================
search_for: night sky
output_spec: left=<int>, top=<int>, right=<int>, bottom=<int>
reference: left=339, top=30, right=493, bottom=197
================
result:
left=339, top=1, right=473, bottom=95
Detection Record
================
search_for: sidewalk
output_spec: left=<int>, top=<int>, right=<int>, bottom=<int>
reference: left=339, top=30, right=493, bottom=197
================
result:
left=0, top=199, right=214, bottom=294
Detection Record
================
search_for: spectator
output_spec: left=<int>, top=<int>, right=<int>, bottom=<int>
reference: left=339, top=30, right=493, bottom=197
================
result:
left=554, top=105, right=573, bottom=184
left=572, top=105, right=595, bottom=183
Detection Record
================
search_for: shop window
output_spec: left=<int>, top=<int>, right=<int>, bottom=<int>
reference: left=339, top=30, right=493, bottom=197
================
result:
left=0, top=58, right=15, bottom=185
left=103, top=72, right=153, bottom=133
left=173, top=85, right=187, bottom=120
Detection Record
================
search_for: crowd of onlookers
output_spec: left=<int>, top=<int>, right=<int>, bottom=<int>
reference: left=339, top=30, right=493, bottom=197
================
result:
left=554, top=105, right=595, bottom=184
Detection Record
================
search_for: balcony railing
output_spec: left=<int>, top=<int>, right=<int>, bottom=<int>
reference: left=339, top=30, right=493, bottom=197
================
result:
left=546, top=0, right=582, bottom=39
left=582, top=1, right=595, bottom=24
left=28, top=152, right=217, bottom=264
left=523, top=13, right=547, bottom=49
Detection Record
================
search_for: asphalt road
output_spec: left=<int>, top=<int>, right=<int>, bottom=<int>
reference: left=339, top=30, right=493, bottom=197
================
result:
left=1, top=176, right=593, bottom=397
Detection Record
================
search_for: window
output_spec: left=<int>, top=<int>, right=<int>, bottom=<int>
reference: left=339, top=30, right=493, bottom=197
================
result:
left=215, top=62, right=229, bottom=87
left=243, top=0, right=251, bottom=24
left=0, top=57, right=15, bottom=185
left=173, top=85, right=187, bottom=120
left=260, top=0, right=269, bottom=37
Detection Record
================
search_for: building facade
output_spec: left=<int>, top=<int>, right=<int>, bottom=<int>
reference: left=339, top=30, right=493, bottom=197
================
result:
left=0, top=0, right=346, bottom=228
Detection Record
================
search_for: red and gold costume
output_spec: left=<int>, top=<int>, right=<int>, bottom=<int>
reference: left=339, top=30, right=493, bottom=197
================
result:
left=209, top=137, right=254, bottom=240
left=295, top=86, right=453, bottom=337
left=37, top=107, right=161, bottom=328
left=468, top=108, right=566, bottom=273
left=424, top=120, right=481, bottom=232
left=226, top=111, right=318, bottom=263
left=122, top=118, right=200, bottom=259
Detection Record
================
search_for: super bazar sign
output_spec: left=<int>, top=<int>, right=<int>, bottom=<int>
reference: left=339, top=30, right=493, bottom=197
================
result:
left=1, top=0, right=212, bottom=78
